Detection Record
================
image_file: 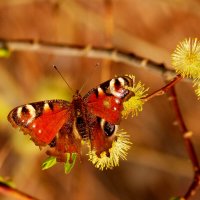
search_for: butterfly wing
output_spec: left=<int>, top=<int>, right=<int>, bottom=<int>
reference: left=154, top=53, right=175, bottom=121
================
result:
left=84, top=75, right=134, bottom=155
left=8, top=100, right=71, bottom=147
left=89, top=117, right=119, bottom=156
left=46, top=119, right=82, bottom=162
left=84, top=75, right=134, bottom=124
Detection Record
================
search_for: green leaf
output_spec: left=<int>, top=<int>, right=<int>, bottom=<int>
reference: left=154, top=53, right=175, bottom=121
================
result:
left=64, top=153, right=77, bottom=174
left=0, top=48, right=10, bottom=58
left=42, top=156, right=57, bottom=170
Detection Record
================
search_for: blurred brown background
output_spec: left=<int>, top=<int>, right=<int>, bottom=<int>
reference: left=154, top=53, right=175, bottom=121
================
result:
left=0, top=0, right=200, bottom=200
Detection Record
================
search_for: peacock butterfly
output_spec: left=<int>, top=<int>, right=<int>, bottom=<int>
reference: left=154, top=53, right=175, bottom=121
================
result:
left=7, top=75, right=134, bottom=168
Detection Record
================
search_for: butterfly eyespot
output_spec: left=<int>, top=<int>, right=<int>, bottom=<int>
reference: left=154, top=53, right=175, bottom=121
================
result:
left=17, top=106, right=30, bottom=119
left=100, top=119, right=118, bottom=137
left=103, top=122, right=118, bottom=137
left=15, top=105, right=36, bottom=125
left=118, top=77, right=125, bottom=86
left=25, top=105, right=36, bottom=116
left=104, top=122, right=114, bottom=136
left=109, top=78, right=128, bottom=98
left=22, top=106, right=30, bottom=114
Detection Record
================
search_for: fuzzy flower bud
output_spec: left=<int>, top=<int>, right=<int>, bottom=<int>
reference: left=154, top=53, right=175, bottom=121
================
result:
left=171, top=38, right=200, bottom=98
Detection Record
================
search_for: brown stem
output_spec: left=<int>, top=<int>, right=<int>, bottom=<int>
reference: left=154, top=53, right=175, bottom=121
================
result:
left=0, top=38, right=174, bottom=74
left=168, top=87, right=200, bottom=200
left=143, top=74, right=183, bottom=102
left=142, top=73, right=200, bottom=199
left=0, top=182, right=39, bottom=200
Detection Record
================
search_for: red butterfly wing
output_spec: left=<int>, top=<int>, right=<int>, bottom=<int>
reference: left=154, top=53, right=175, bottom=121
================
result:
left=8, top=100, right=71, bottom=146
left=89, top=117, right=118, bottom=156
left=46, top=119, right=82, bottom=162
left=84, top=76, right=134, bottom=155
left=84, top=75, right=134, bottom=124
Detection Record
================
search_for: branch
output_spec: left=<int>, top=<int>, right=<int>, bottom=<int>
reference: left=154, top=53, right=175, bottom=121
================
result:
left=0, top=182, right=39, bottom=200
left=142, top=74, right=183, bottom=102
left=168, top=87, right=200, bottom=200
left=140, top=73, right=200, bottom=199
left=0, top=38, right=174, bottom=74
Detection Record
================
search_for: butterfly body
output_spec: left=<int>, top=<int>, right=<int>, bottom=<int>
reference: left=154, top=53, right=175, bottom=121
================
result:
left=72, top=91, right=92, bottom=140
left=8, top=75, right=134, bottom=164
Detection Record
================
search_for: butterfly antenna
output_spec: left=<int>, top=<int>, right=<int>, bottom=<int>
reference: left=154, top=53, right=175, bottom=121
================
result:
left=79, top=62, right=100, bottom=93
left=53, top=65, right=74, bottom=93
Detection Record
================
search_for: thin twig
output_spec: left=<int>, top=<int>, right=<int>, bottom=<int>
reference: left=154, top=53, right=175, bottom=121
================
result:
left=0, top=38, right=174, bottom=74
left=0, top=182, right=39, bottom=200
left=168, top=87, right=200, bottom=200
left=142, top=74, right=183, bottom=102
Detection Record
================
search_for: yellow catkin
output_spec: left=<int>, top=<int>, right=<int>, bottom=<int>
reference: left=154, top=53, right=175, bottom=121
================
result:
left=88, top=130, right=132, bottom=170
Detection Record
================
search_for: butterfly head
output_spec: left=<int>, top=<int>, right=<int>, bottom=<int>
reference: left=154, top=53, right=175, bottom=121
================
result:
left=73, top=90, right=82, bottom=100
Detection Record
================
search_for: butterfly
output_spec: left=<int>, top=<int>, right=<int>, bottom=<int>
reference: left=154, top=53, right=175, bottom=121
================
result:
left=7, top=75, right=134, bottom=169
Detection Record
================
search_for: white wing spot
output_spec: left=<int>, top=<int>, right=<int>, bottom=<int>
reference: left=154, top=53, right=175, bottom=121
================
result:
left=44, top=103, right=50, bottom=111
left=114, top=107, right=117, bottom=111
left=118, top=77, right=125, bottom=86
left=25, top=104, right=36, bottom=125
left=17, top=107, right=22, bottom=119
left=38, top=129, right=42, bottom=134
left=98, top=87, right=104, bottom=95
left=32, top=124, right=36, bottom=128
left=110, top=78, right=123, bottom=98
left=109, top=79, right=115, bottom=90
left=115, top=98, right=120, bottom=104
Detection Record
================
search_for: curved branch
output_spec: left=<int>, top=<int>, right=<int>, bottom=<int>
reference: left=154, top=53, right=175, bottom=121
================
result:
left=168, top=87, right=200, bottom=200
left=142, top=74, right=183, bottom=102
left=0, top=38, right=174, bottom=74
left=0, top=182, right=39, bottom=200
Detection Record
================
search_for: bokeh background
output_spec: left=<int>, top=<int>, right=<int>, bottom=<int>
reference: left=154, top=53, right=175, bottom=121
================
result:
left=0, top=0, right=200, bottom=200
